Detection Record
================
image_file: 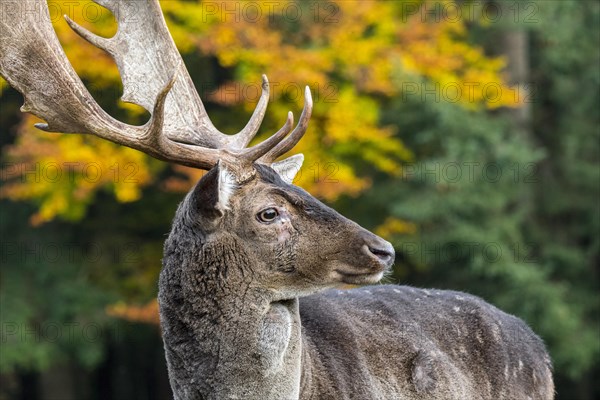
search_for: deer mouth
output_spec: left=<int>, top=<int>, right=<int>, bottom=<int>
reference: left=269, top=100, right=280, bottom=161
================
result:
left=333, top=269, right=385, bottom=285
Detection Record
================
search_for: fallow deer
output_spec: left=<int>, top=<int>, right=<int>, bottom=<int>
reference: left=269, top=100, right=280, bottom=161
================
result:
left=0, top=1, right=554, bottom=399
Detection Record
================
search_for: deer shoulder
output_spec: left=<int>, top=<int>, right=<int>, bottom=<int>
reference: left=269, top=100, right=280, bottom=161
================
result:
left=299, top=285, right=554, bottom=400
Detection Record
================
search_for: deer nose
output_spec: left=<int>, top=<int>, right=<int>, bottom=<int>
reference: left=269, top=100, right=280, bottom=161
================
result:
left=367, top=244, right=395, bottom=263
left=360, top=233, right=395, bottom=267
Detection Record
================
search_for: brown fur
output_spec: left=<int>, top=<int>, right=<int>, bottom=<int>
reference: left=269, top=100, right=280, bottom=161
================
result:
left=159, top=163, right=554, bottom=399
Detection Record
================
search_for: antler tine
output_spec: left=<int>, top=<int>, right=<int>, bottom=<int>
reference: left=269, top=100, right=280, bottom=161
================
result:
left=260, top=87, right=313, bottom=163
left=146, top=66, right=180, bottom=144
left=130, top=66, right=236, bottom=169
left=64, top=15, right=113, bottom=52
left=242, top=112, right=294, bottom=163
left=231, top=75, right=270, bottom=149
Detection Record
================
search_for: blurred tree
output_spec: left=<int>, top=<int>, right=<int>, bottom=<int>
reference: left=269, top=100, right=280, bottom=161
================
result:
left=526, top=0, right=599, bottom=396
left=369, top=1, right=599, bottom=399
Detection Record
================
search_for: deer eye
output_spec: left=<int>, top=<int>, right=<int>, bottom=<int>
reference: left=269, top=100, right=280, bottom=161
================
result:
left=257, top=208, right=279, bottom=223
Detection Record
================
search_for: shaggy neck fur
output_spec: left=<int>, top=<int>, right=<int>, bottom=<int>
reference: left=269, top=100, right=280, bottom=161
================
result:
left=159, top=207, right=302, bottom=400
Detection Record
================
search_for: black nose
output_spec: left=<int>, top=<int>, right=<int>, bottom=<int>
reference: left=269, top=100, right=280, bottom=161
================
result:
left=360, top=232, right=395, bottom=266
left=367, top=245, right=394, bottom=263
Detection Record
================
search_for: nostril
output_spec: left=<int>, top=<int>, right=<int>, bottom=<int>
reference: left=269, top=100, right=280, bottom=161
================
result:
left=359, top=232, right=396, bottom=265
left=368, top=246, right=393, bottom=261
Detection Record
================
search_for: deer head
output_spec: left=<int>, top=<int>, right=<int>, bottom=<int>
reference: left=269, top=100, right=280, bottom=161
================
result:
left=0, top=0, right=394, bottom=292
left=176, top=160, right=394, bottom=299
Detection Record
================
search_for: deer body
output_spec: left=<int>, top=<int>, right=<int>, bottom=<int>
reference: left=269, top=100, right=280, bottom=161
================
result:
left=1, top=1, right=554, bottom=399
left=159, top=165, right=554, bottom=400
left=299, top=287, right=554, bottom=400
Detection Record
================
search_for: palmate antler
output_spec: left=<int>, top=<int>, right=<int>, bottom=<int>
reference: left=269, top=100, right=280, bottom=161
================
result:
left=0, top=0, right=311, bottom=170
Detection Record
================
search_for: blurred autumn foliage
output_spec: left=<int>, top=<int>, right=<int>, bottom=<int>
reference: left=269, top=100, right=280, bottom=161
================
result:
left=106, top=299, right=160, bottom=326
left=1, top=0, right=516, bottom=223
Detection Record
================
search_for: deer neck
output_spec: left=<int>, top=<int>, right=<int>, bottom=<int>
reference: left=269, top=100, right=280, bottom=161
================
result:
left=160, top=231, right=303, bottom=399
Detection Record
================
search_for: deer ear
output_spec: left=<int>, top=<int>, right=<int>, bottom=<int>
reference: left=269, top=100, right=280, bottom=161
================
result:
left=271, top=154, right=304, bottom=184
left=191, top=161, right=237, bottom=219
